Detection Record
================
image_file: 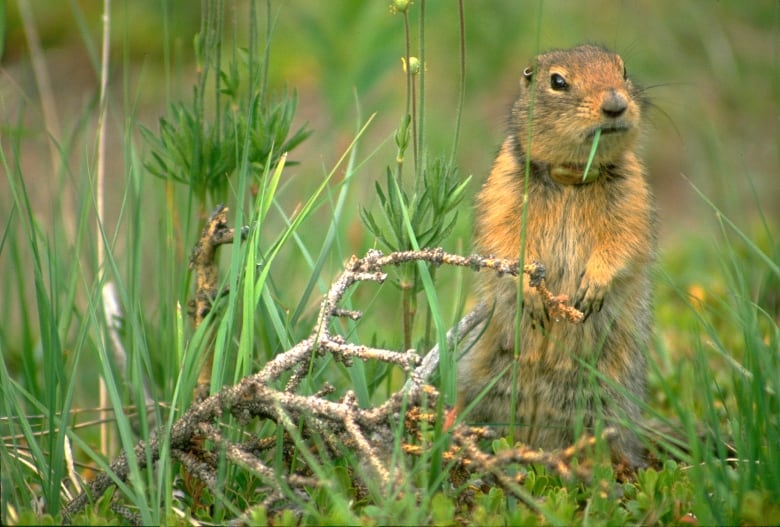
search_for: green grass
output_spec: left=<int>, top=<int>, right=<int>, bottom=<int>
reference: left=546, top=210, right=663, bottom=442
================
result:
left=1, top=1, right=778, bottom=525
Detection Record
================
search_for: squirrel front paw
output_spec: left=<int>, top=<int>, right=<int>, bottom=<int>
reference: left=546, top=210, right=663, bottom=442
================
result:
left=573, top=270, right=609, bottom=318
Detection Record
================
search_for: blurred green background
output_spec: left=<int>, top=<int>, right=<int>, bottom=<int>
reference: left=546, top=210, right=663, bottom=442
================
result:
left=1, top=0, right=777, bottom=363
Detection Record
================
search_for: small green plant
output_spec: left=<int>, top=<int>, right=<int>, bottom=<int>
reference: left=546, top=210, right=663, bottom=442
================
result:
left=359, top=1, right=470, bottom=356
left=361, top=147, right=469, bottom=257
left=141, top=87, right=309, bottom=208
left=141, top=7, right=310, bottom=211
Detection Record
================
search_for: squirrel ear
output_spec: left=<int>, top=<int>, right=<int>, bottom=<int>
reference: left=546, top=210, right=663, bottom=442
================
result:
left=522, top=66, right=534, bottom=81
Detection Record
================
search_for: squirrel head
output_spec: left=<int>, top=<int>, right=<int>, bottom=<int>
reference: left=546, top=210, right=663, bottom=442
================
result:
left=511, top=45, right=646, bottom=172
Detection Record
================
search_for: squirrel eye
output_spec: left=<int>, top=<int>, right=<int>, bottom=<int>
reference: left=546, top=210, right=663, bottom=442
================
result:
left=550, top=73, right=568, bottom=90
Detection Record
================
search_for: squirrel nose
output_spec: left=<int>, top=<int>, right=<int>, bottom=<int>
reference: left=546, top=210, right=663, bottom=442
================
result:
left=601, top=90, right=627, bottom=118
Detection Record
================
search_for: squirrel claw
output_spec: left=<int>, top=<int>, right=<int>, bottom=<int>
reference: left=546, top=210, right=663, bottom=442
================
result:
left=574, top=276, right=607, bottom=319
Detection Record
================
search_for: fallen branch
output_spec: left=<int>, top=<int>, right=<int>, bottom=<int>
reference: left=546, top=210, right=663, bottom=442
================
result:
left=64, top=218, right=592, bottom=523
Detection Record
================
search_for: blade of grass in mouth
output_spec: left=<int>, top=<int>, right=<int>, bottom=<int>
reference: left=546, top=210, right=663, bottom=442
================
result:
left=583, top=128, right=602, bottom=182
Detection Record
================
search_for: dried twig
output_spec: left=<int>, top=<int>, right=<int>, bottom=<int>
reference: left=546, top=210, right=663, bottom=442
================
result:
left=187, top=205, right=248, bottom=399
left=63, top=213, right=594, bottom=523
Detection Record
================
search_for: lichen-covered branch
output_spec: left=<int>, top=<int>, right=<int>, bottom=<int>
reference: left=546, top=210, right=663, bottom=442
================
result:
left=187, top=204, right=248, bottom=400
left=188, top=205, right=241, bottom=327
left=63, top=237, right=591, bottom=523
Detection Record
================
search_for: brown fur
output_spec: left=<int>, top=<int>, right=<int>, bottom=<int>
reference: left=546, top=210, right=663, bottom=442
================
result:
left=458, top=45, right=656, bottom=467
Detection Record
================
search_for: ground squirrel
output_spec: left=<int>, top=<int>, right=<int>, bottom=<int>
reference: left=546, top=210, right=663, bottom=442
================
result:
left=458, top=44, right=656, bottom=468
